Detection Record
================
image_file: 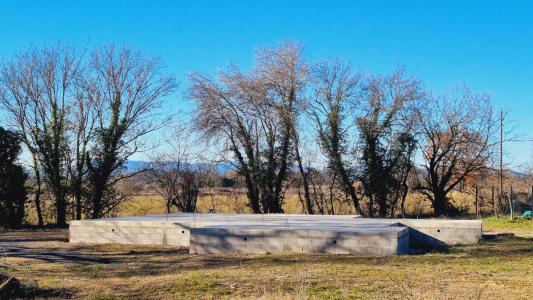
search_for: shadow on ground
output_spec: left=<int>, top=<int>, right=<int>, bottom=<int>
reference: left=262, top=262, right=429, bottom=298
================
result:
left=463, top=234, right=533, bottom=257
left=1, top=229, right=533, bottom=280
left=1, top=273, right=73, bottom=299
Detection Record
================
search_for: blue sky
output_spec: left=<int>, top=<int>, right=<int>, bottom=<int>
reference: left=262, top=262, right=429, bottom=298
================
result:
left=0, top=0, right=531, bottom=167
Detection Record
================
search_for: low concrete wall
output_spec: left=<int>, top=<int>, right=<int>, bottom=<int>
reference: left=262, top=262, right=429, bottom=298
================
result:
left=396, top=219, right=482, bottom=247
left=189, top=226, right=410, bottom=255
left=69, top=220, right=189, bottom=247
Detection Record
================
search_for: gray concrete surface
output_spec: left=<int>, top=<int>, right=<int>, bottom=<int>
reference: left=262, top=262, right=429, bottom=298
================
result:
left=69, top=213, right=482, bottom=255
left=189, top=225, right=410, bottom=255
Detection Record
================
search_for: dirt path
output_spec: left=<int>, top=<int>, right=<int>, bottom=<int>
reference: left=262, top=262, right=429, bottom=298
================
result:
left=0, top=230, right=113, bottom=264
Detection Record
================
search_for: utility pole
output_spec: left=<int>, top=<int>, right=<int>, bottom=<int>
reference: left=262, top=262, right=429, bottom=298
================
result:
left=499, top=109, right=504, bottom=219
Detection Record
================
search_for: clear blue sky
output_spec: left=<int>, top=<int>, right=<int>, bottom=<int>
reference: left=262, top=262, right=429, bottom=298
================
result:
left=1, top=0, right=531, bottom=167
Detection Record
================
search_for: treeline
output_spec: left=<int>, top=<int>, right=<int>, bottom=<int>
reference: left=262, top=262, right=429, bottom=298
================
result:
left=0, top=45, right=176, bottom=227
left=0, top=42, right=507, bottom=226
left=187, top=42, right=499, bottom=217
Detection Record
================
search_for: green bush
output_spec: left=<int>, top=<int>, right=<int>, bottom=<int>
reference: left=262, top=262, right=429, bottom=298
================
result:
left=0, top=127, right=27, bottom=228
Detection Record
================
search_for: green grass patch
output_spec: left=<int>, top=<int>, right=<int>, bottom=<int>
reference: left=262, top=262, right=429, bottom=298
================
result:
left=87, top=294, right=118, bottom=300
left=308, top=283, right=343, bottom=299
left=483, top=216, right=533, bottom=235
left=171, top=272, right=231, bottom=298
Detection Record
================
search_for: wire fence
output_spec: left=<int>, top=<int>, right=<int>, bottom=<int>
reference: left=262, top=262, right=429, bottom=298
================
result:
left=471, top=184, right=533, bottom=219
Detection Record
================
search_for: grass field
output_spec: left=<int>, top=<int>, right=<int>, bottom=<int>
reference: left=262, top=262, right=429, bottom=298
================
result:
left=111, top=192, right=359, bottom=217
left=26, top=185, right=522, bottom=224
left=482, top=216, right=533, bottom=237
left=1, top=218, right=532, bottom=299
left=111, top=190, right=439, bottom=218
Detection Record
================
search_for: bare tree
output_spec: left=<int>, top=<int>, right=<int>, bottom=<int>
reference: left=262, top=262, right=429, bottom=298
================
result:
left=66, top=85, right=95, bottom=220
left=0, top=45, right=82, bottom=226
left=151, top=159, right=206, bottom=213
left=189, top=42, right=306, bottom=213
left=189, top=70, right=263, bottom=213
left=0, top=89, right=44, bottom=226
left=307, top=60, right=362, bottom=215
left=150, top=127, right=207, bottom=213
left=415, top=87, right=497, bottom=216
left=256, top=42, right=312, bottom=214
left=84, top=46, right=176, bottom=218
left=303, top=167, right=339, bottom=215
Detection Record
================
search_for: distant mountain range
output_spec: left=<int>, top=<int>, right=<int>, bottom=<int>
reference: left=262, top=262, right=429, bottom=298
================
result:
left=125, top=160, right=531, bottom=178
left=23, top=159, right=529, bottom=178
left=124, top=160, right=236, bottom=176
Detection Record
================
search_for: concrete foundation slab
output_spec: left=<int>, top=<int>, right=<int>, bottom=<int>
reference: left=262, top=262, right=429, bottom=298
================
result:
left=69, top=213, right=482, bottom=255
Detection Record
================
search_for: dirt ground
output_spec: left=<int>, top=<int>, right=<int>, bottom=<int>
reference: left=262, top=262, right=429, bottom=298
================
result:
left=1, top=226, right=532, bottom=299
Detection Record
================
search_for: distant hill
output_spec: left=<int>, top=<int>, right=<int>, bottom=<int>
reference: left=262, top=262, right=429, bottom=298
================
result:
left=123, top=160, right=151, bottom=172
left=124, top=160, right=236, bottom=176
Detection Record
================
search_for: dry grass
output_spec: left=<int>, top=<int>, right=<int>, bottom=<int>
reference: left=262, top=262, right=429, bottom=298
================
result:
left=1, top=225, right=533, bottom=299
left=26, top=186, right=505, bottom=223
left=110, top=188, right=496, bottom=218
left=9, top=188, right=532, bottom=299
left=112, top=190, right=358, bottom=217
left=112, top=189, right=445, bottom=218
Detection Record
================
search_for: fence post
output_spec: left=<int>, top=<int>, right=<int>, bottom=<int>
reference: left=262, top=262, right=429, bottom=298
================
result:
left=509, top=186, right=514, bottom=220
left=492, top=186, right=497, bottom=217
left=475, top=186, right=479, bottom=219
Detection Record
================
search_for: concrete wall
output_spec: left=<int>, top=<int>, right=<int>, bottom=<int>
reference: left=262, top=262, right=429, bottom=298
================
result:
left=189, top=227, right=409, bottom=255
left=396, top=219, right=482, bottom=247
left=69, top=220, right=190, bottom=247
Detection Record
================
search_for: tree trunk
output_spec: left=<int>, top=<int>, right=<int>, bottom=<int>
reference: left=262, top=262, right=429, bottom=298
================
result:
left=400, top=184, right=408, bottom=218
left=74, top=174, right=83, bottom=220
left=432, top=191, right=448, bottom=216
left=377, top=191, right=388, bottom=218
left=31, top=154, right=44, bottom=227
left=368, top=194, right=374, bottom=217
left=55, top=188, right=67, bottom=226
left=336, top=160, right=361, bottom=215
left=328, top=176, right=336, bottom=215
left=271, top=127, right=291, bottom=214
left=166, top=199, right=171, bottom=213
left=292, top=131, right=313, bottom=215
left=47, top=158, right=67, bottom=226
left=232, top=141, right=261, bottom=213
left=91, top=181, right=105, bottom=219
left=243, top=168, right=261, bottom=213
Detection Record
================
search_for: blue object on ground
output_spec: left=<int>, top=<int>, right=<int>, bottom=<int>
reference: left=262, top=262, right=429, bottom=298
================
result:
left=522, top=210, right=532, bottom=218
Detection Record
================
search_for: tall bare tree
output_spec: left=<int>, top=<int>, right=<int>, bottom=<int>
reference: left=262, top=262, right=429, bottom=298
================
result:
left=190, top=42, right=306, bottom=213
left=308, top=60, right=362, bottom=215
left=84, top=46, right=176, bottom=218
left=66, top=85, right=95, bottom=220
left=0, top=45, right=82, bottom=226
left=415, top=87, right=496, bottom=216
left=256, top=42, right=309, bottom=213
